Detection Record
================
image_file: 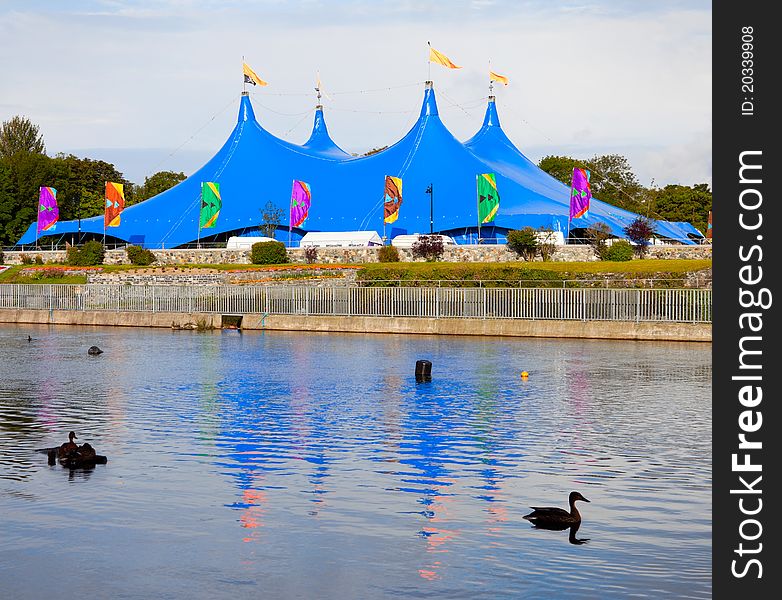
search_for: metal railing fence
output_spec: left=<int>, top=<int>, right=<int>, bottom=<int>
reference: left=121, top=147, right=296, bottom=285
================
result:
left=0, top=284, right=712, bottom=323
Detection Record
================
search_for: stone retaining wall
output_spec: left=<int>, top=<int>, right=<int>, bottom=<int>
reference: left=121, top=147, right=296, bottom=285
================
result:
left=0, top=308, right=712, bottom=342
left=2, top=243, right=711, bottom=266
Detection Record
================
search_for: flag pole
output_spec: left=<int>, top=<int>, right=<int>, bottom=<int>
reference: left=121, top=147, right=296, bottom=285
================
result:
left=242, top=55, right=246, bottom=94
left=476, top=174, right=481, bottom=245
left=197, top=182, right=202, bottom=249
left=427, top=42, right=431, bottom=82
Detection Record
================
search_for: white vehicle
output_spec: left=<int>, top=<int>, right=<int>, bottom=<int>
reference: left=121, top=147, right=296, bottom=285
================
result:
left=226, top=236, right=276, bottom=249
left=300, top=231, right=383, bottom=248
left=391, top=234, right=457, bottom=249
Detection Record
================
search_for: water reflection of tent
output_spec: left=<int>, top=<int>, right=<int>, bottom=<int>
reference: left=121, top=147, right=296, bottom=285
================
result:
left=17, top=83, right=702, bottom=247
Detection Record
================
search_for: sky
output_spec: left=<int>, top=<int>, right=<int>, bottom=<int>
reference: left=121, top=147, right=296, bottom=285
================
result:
left=0, top=1, right=711, bottom=188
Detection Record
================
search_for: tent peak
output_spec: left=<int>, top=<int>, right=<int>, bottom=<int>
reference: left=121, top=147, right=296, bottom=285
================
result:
left=238, top=93, right=256, bottom=123
left=482, top=95, right=500, bottom=128
left=420, top=81, right=438, bottom=117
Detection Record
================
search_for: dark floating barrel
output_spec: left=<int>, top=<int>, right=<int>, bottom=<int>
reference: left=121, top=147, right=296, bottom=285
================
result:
left=415, top=359, right=432, bottom=382
left=88, top=346, right=103, bottom=355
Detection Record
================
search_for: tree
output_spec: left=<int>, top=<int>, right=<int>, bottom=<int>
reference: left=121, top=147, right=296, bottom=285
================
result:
left=0, top=116, right=46, bottom=158
left=585, top=222, right=612, bottom=259
left=259, top=201, right=284, bottom=238
left=649, top=183, right=712, bottom=235
left=50, top=154, right=131, bottom=219
left=623, top=217, right=656, bottom=257
left=506, top=227, right=539, bottom=261
left=0, top=151, right=57, bottom=246
left=538, top=153, right=644, bottom=212
left=132, top=170, right=186, bottom=205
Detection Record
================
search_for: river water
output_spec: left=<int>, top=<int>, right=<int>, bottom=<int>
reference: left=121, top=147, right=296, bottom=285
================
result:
left=0, top=323, right=711, bottom=599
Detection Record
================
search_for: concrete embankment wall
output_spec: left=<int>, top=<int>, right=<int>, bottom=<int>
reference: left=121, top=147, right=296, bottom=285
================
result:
left=0, top=309, right=711, bottom=342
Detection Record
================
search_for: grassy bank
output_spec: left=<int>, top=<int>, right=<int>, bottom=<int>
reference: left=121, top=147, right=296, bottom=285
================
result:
left=0, top=259, right=711, bottom=288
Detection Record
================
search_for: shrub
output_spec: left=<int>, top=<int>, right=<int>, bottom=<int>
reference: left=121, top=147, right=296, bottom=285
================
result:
left=585, top=222, right=612, bottom=259
left=624, top=217, right=656, bottom=258
left=411, top=235, right=444, bottom=261
left=377, top=245, right=400, bottom=263
left=602, top=240, right=634, bottom=261
left=536, top=228, right=558, bottom=261
left=0, top=250, right=5, bottom=265
left=67, top=240, right=105, bottom=266
left=506, top=227, right=538, bottom=261
left=20, top=253, right=33, bottom=265
left=304, top=246, right=318, bottom=264
left=34, top=254, right=44, bottom=265
left=126, top=245, right=156, bottom=266
left=251, top=240, right=288, bottom=264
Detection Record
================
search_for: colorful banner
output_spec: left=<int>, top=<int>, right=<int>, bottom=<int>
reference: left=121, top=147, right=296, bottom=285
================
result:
left=477, top=173, right=500, bottom=224
left=569, top=167, right=591, bottom=220
left=290, top=180, right=311, bottom=228
left=243, top=62, right=268, bottom=87
left=428, top=43, right=461, bottom=69
left=200, top=182, right=221, bottom=229
left=383, top=176, right=403, bottom=224
left=104, top=181, right=125, bottom=227
left=37, top=187, right=58, bottom=234
left=489, top=70, right=509, bottom=86
left=706, top=210, right=712, bottom=239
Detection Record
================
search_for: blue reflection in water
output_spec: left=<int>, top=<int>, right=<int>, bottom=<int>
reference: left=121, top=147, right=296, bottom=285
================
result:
left=0, top=324, right=711, bottom=599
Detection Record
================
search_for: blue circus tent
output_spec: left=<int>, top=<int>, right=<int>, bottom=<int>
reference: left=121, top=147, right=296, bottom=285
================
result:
left=16, top=82, right=702, bottom=247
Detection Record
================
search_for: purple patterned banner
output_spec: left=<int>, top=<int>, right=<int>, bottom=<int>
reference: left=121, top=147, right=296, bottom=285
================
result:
left=290, top=180, right=311, bottom=228
left=37, top=186, right=59, bottom=234
left=569, top=168, right=591, bottom=220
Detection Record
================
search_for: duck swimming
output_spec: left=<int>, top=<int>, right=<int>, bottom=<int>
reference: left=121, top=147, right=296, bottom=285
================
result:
left=46, top=432, right=107, bottom=468
left=523, top=491, right=590, bottom=527
left=57, top=431, right=79, bottom=458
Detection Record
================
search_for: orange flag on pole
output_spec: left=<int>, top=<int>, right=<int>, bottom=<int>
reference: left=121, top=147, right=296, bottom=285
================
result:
left=489, top=70, right=509, bottom=86
left=428, top=43, right=461, bottom=69
left=105, top=182, right=125, bottom=227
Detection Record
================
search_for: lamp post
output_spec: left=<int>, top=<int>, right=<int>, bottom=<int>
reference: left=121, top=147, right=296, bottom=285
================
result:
left=425, top=183, right=433, bottom=234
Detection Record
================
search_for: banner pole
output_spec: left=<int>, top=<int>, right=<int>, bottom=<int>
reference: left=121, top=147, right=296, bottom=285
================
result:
left=197, top=182, right=202, bottom=249
left=476, top=175, right=481, bottom=245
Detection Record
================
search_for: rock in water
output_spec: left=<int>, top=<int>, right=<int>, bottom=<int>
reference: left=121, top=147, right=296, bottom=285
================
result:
left=88, top=346, right=103, bottom=355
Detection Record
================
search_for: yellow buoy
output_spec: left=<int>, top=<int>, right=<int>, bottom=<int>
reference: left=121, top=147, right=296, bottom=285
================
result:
left=521, top=371, right=529, bottom=379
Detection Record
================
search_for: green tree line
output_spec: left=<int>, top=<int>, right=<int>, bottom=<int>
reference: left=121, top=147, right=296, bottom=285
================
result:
left=537, top=154, right=712, bottom=235
left=0, top=116, right=185, bottom=246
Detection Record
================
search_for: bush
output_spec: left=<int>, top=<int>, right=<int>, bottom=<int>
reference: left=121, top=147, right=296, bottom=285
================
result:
left=602, top=240, right=634, bottom=261
left=20, top=253, right=33, bottom=265
left=411, top=235, right=444, bottom=261
left=377, top=245, right=400, bottom=263
left=66, top=240, right=105, bottom=266
left=0, top=250, right=5, bottom=265
left=251, top=240, right=288, bottom=265
left=126, top=245, right=156, bottom=266
left=34, top=254, right=44, bottom=265
left=585, top=222, right=612, bottom=259
left=506, top=228, right=538, bottom=261
left=304, top=246, right=318, bottom=264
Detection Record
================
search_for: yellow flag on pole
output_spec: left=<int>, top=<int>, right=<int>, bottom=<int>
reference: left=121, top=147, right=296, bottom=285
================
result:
left=243, top=62, right=268, bottom=86
left=428, top=43, right=461, bottom=69
left=489, top=70, right=509, bottom=86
